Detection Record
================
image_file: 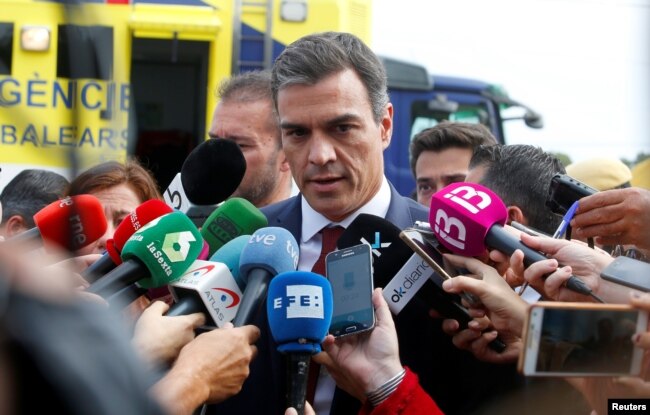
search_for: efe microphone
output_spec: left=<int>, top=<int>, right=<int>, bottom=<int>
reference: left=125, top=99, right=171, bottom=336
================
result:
left=267, top=271, right=333, bottom=415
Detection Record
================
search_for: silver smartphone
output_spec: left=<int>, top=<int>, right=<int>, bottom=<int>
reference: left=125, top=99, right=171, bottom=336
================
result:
left=520, top=301, right=648, bottom=377
left=325, top=243, right=375, bottom=337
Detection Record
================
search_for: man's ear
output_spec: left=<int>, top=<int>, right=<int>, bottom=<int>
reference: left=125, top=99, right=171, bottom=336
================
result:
left=278, top=148, right=291, bottom=173
left=506, top=205, right=527, bottom=226
left=3, top=215, right=29, bottom=238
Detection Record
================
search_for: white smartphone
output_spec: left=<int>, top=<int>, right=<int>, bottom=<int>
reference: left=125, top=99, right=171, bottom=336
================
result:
left=520, top=302, right=648, bottom=377
left=325, top=243, right=375, bottom=337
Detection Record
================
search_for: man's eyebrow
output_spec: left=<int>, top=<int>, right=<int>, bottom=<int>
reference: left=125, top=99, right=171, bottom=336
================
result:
left=324, top=113, right=362, bottom=126
left=280, top=113, right=362, bottom=130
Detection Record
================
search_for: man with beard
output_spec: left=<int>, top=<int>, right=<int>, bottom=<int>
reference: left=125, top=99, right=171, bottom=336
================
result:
left=209, top=70, right=295, bottom=207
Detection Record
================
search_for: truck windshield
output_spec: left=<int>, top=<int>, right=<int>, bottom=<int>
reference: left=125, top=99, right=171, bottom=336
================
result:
left=409, top=99, right=491, bottom=140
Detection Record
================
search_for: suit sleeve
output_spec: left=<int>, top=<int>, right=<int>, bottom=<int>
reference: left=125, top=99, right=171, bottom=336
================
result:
left=358, top=367, right=444, bottom=415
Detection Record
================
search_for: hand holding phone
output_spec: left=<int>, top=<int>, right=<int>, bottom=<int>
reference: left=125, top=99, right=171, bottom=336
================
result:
left=326, top=244, right=375, bottom=337
left=519, top=302, right=648, bottom=377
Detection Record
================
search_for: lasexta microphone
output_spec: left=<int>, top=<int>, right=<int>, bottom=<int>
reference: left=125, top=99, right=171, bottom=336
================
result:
left=200, top=197, right=268, bottom=257
left=429, top=182, right=594, bottom=297
left=267, top=271, right=333, bottom=415
left=82, top=199, right=173, bottom=283
left=232, top=227, right=299, bottom=327
left=164, top=139, right=246, bottom=227
left=167, top=236, right=249, bottom=326
left=88, top=212, right=203, bottom=297
left=6, top=195, right=107, bottom=252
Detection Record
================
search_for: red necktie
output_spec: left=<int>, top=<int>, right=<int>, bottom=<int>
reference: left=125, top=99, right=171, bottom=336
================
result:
left=306, top=225, right=344, bottom=404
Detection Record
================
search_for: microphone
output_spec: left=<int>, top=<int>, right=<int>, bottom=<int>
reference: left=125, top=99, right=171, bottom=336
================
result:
left=82, top=199, right=173, bottom=283
left=200, top=197, right=268, bottom=257
left=337, top=214, right=506, bottom=352
left=429, top=182, right=594, bottom=297
left=267, top=271, right=333, bottom=415
left=6, top=195, right=107, bottom=252
left=167, top=236, right=250, bottom=326
left=232, top=227, right=299, bottom=327
left=163, top=139, right=246, bottom=227
left=87, top=212, right=203, bottom=297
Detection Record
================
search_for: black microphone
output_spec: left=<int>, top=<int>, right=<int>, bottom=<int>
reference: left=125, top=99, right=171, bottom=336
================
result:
left=338, top=213, right=506, bottom=353
left=163, top=139, right=246, bottom=227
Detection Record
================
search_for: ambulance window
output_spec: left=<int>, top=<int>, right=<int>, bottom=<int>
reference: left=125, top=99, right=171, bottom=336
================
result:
left=0, top=23, right=13, bottom=75
left=57, top=25, right=113, bottom=80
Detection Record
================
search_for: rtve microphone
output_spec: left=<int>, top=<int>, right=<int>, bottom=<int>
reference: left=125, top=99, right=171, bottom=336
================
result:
left=232, top=227, right=299, bottom=327
left=88, top=212, right=203, bottom=297
left=82, top=199, right=173, bottom=283
left=200, top=197, right=268, bottom=257
left=337, top=214, right=506, bottom=353
left=164, top=139, right=246, bottom=227
left=167, top=236, right=250, bottom=327
left=267, top=271, right=333, bottom=415
left=429, top=182, right=594, bottom=297
left=6, top=194, right=107, bottom=252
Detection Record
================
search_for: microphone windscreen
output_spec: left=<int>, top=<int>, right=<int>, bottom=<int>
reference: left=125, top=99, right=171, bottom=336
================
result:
left=181, top=139, right=246, bottom=205
left=113, top=199, right=173, bottom=250
left=120, top=212, right=204, bottom=288
left=239, top=227, right=299, bottom=283
left=210, top=234, right=249, bottom=291
left=267, top=271, right=333, bottom=354
left=338, top=213, right=413, bottom=285
left=33, top=195, right=108, bottom=251
left=200, top=197, right=268, bottom=256
left=429, top=182, right=507, bottom=256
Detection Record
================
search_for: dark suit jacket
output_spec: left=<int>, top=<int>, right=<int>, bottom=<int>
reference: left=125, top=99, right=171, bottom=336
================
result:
left=210, top=184, right=523, bottom=415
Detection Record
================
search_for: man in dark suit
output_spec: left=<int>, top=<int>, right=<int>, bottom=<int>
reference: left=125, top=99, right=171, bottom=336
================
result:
left=211, top=31, right=521, bottom=415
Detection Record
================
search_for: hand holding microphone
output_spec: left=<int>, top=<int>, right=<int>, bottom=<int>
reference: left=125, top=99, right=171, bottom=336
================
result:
left=429, top=182, right=600, bottom=301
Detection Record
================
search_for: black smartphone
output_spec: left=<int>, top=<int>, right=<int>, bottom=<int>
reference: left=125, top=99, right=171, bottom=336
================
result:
left=325, top=243, right=375, bottom=337
left=601, top=256, right=650, bottom=293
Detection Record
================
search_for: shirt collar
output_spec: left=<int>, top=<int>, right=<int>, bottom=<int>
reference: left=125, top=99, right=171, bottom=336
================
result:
left=301, top=176, right=391, bottom=243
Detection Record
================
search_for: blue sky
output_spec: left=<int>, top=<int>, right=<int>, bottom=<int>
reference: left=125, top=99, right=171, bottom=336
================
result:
left=372, top=0, right=650, bottom=163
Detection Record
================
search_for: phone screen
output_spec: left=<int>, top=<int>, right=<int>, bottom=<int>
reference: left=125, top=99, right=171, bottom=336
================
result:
left=326, top=244, right=375, bottom=337
left=524, top=305, right=645, bottom=376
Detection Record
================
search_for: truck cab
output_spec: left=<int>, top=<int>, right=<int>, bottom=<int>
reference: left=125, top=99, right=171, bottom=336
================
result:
left=382, top=56, right=543, bottom=196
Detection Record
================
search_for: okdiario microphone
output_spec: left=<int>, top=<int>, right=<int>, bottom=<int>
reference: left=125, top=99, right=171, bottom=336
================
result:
left=267, top=271, right=333, bottom=415
left=429, top=182, right=594, bottom=297
left=82, top=199, right=173, bottom=283
left=337, top=214, right=506, bottom=352
left=164, top=139, right=246, bottom=227
left=167, top=235, right=250, bottom=327
left=200, top=197, right=268, bottom=257
left=232, top=227, right=299, bottom=327
left=88, top=212, right=203, bottom=297
left=6, top=195, right=107, bottom=252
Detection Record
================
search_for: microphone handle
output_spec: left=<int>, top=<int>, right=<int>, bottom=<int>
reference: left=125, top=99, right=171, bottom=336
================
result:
left=232, top=268, right=271, bottom=327
left=81, top=253, right=117, bottom=283
left=87, top=259, right=144, bottom=297
left=166, top=296, right=205, bottom=317
left=107, top=284, right=149, bottom=310
left=5, top=227, right=42, bottom=246
left=286, top=352, right=311, bottom=415
left=485, top=225, right=593, bottom=296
